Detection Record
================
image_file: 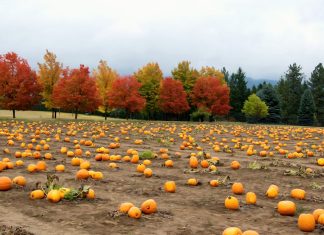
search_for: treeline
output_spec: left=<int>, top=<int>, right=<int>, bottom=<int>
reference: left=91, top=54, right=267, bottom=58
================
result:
left=0, top=51, right=323, bottom=126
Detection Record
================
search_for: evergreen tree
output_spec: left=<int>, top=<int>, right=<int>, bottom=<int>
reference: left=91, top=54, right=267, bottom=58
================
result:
left=221, top=67, right=230, bottom=83
left=276, top=63, right=304, bottom=124
left=229, top=67, right=249, bottom=121
left=251, top=85, right=258, bottom=94
left=308, top=63, right=324, bottom=125
left=298, top=89, right=315, bottom=126
left=256, top=84, right=281, bottom=123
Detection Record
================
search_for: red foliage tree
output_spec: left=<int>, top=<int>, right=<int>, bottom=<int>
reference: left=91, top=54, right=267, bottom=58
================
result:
left=191, top=77, right=231, bottom=116
left=0, top=52, right=42, bottom=118
left=158, top=77, right=189, bottom=116
left=52, top=65, right=102, bottom=119
left=107, top=76, right=146, bottom=118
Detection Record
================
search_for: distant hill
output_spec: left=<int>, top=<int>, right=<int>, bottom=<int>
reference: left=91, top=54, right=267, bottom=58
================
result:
left=246, top=77, right=278, bottom=88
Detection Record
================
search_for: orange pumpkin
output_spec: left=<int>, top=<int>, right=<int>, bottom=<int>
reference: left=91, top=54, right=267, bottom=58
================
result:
left=209, top=180, right=219, bottom=187
left=189, top=156, right=198, bottom=168
left=131, top=155, right=139, bottom=164
left=164, top=181, right=176, bottom=193
left=187, top=178, right=198, bottom=186
left=318, top=214, right=324, bottom=225
left=36, top=161, right=47, bottom=171
left=55, top=164, right=65, bottom=172
left=141, top=199, right=157, bottom=214
left=27, top=164, right=37, bottom=173
left=230, top=161, right=240, bottom=170
left=277, top=201, right=296, bottom=216
left=200, top=160, right=209, bottom=168
left=291, top=188, right=306, bottom=200
left=164, top=160, right=174, bottom=167
left=13, top=176, right=26, bottom=186
left=266, top=185, right=279, bottom=198
left=143, top=159, right=152, bottom=166
left=143, top=168, right=153, bottom=177
left=136, top=164, right=146, bottom=173
left=242, top=231, right=259, bottom=235
left=313, top=209, right=324, bottom=222
left=232, top=182, right=244, bottom=195
left=76, top=169, right=89, bottom=180
left=86, top=189, right=95, bottom=199
left=246, top=192, right=257, bottom=205
left=47, top=190, right=61, bottom=203
left=119, top=202, right=135, bottom=213
left=0, top=176, right=12, bottom=191
left=128, top=206, right=142, bottom=219
left=30, top=189, right=45, bottom=199
left=298, top=213, right=315, bottom=232
left=225, top=196, right=239, bottom=210
left=222, top=227, right=242, bottom=235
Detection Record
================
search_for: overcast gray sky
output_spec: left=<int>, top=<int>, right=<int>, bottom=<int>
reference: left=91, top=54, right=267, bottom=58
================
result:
left=0, top=0, right=323, bottom=79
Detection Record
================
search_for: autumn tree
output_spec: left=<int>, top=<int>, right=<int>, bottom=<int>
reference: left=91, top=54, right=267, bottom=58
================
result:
left=199, top=66, right=225, bottom=83
left=52, top=65, right=102, bottom=119
left=242, top=94, right=268, bottom=123
left=0, top=52, right=42, bottom=118
left=171, top=61, right=199, bottom=95
left=107, top=76, right=146, bottom=118
left=191, top=77, right=231, bottom=117
left=38, top=50, right=62, bottom=118
left=158, top=77, right=189, bottom=119
left=93, top=60, right=118, bottom=120
left=134, top=62, right=163, bottom=119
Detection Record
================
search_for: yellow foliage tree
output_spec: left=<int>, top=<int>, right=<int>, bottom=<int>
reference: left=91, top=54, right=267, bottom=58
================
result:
left=93, top=60, right=118, bottom=120
left=200, top=66, right=225, bottom=83
left=37, top=50, right=62, bottom=118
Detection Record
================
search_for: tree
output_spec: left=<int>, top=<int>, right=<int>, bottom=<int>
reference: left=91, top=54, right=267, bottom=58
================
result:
left=242, top=94, right=268, bottom=123
left=158, top=77, right=189, bottom=118
left=221, top=67, right=230, bottom=83
left=229, top=68, right=249, bottom=121
left=107, top=76, right=146, bottom=118
left=191, top=77, right=231, bottom=116
left=171, top=61, right=199, bottom=95
left=298, top=89, right=315, bottom=126
left=134, top=62, right=163, bottom=119
left=93, top=60, right=118, bottom=120
left=38, top=50, right=62, bottom=118
left=200, top=66, right=225, bottom=83
left=0, top=52, right=42, bottom=118
left=52, top=65, right=102, bottom=119
left=256, top=84, right=281, bottom=123
left=277, top=63, right=304, bottom=124
left=308, top=63, right=324, bottom=125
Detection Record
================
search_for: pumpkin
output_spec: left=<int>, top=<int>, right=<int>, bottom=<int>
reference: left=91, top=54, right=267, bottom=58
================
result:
left=143, top=159, right=151, bottom=166
left=318, top=214, right=324, bottom=225
left=86, top=189, right=95, bottom=199
left=222, top=227, right=242, bottom=235
left=0, top=176, right=12, bottom=191
left=80, top=161, right=90, bottom=170
left=232, top=182, right=244, bottom=195
left=164, top=160, right=174, bottom=167
left=298, top=213, right=315, bottom=232
left=27, top=164, right=37, bottom=173
left=55, top=164, right=65, bottom=172
left=141, top=199, right=157, bottom=214
left=143, top=168, right=153, bottom=177
left=317, top=158, right=324, bottom=166
left=187, top=178, right=198, bottom=186
left=76, top=169, right=89, bottom=180
left=266, top=185, right=279, bottom=198
left=119, top=202, right=135, bottom=213
left=0, top=162, right=7, bottom=171
left=44, top=153, right=52, bottom=160
left=108, top=162, right=118, bottom=169
left=225, top=196, right=239, bottom=210
left=291, top=188, right=306, bottom=200
left=209, top=180, right=219, bottom=187
left=92, top=171, right=103, bottom=180
left=15, top=151, right=22, bottom=158
left=47, top=190, right=61, bottom=203
left=242, top=231, right=259, bottom=235
left=230, top=161, right=240, bottom=170
left=246, top=192, right=257, bottom=205
left=277, top=201, right=296, bottom=216
left=36, top=161, right=47, bottom=171
left=313, top=209, right=324, bottom=222
left=30, top=189, right=45, bottom=199
left=58, top=188, right=71, bottom=199
left=131, top=155, right=139, bottom=163
left=15, top=160, right=24, bottom=167
left=189, top=156, right=198, bottom=168
left=136, top=164, right=146, bottom=173
left=164, top=181, right=176, bottom=193
left=6, top=162, right=14, bottom=169
left=71, top=157, right=81, bottom=166
left=200, top=160, right=209, bottom=168
left=13, top=176, right=26, bottom=186
left=128, top=206, right=142, bottom=219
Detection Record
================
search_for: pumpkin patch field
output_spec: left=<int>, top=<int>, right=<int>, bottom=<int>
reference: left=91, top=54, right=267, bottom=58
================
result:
left=0, top=120, right=324, bottom=235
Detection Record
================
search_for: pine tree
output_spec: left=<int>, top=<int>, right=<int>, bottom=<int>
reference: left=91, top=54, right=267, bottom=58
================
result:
left=298, top=89, right=315, bottom=126
left=221, top=67, right=230, bottom=83
left=256, top=84, right=281, bottom=123
left=277, top=63, right=304, bottom=124
left=229, top=68, right=249, bottom=121
left=308, top=63, right=324, bottom=126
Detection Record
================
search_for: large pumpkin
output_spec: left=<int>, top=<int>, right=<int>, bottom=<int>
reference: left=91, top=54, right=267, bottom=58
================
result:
left=298, top=213, right=315, bottom=232
left=0, top=176, right=12, bottom=191
left=277, top=201, right=296, bottom=216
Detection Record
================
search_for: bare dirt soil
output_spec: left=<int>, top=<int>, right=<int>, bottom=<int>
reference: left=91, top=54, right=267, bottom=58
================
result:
left=0, top=120, right=323, bottom=235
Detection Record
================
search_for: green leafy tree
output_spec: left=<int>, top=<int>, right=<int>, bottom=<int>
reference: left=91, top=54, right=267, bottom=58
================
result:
left=37, top=50, right=62, bottom=118
left=229, top=67, right=249, bottom=121
left=242, top=94, right=268, bottom=123
left=298, top=89, right=315, bottom=126
left=256, top=84, right=281, bottom=123
left=171, top=61, right=199, bottom=94
left=308, top=63, right=324, bottom=125
left=93, top=60, right=118, bottom=120
left=277, top=63, right=304, bottom=124
left=134, top=62, right=163, bottom=119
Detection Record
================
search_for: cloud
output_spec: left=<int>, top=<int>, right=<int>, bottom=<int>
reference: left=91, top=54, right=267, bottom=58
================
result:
left=0, top=0, right=323, bottom=79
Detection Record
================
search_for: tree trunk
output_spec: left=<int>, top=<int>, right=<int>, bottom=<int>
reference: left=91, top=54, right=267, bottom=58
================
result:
left=104, top=108, right=107, bottom=120
left=75, top=109, right=78, bottom=119
left=12, top=109, right=16, bottom=119
left=54, top=110, right=57, bottom=119
left=52, top=109, right=54, bottom=119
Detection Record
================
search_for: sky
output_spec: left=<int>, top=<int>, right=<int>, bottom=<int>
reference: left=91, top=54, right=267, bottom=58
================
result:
left=0, top=0, right=323, bottom=80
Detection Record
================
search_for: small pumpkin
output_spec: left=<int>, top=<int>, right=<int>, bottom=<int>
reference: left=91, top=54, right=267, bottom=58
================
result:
left=318, top=213, right=324, bottom=225
left=13, top=176, right=26, bottom=186
left=266, top=184, right=279, bottom=198
left=222, top=227, right=242, bottom=235
left=200, top=160, right=209, bottom=168
left=242, top=231, right=259, bottom=235
left=232, top=182, right=244, bottom=195
left=0, top=176, right=12, bottom=191
left=230, top=161, right=240, bottom=170
left=143, top=168, right=153, bottom=177
left=136, top=164, right=146, bottom=173
left=187, top=178, right=198, bottom=186
left=47, top=190, right=61, bottom=203
left=86, top=189, right=95, bottom=199
left=119, top=202, right=135, bottom=213
left=298, top=213, right=315, bottom=232
left=128, top=206, right=142, bottom=219
left=164, top=160, right=174, bottom=167
left=164, top=181, right=176, bottom=193
left=246, top=192, right=257, bottom=205
left=55, top=164, right=65, bottom=172
left=36, top=161, right=47, bottom=171
left=291, top=188, right=306, bottom=200
left=27, top=164, right=37, bottom=173
left=76, top=169, right=89, bottom=180
left=277, top=201, right=296, bottom=216
left=313, top=208, right=324, bottom=222
left=209, top=180, right=219, bottom=187
left=225, top=196, right=239, bottom=210
left=141, top=199, right=157, bottom=214
left=30, top=189, right=45, bottom=199
left=189, top=156, right=198, bottom=168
